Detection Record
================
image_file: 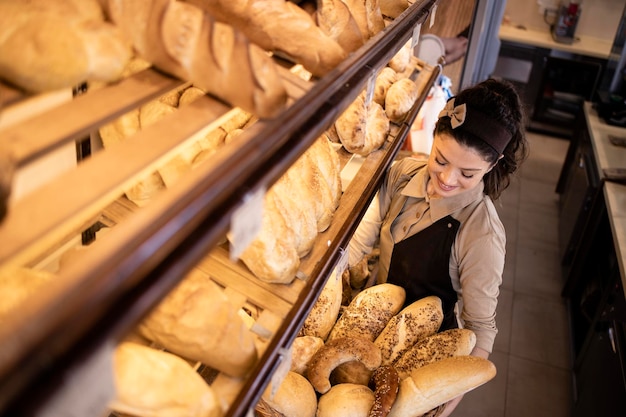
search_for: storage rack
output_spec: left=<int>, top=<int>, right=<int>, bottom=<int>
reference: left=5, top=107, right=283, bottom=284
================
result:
left=0, top=1, right=441, bottom=415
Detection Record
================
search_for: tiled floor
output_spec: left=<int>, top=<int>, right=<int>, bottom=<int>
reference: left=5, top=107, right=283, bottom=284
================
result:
left=454, top=131, right=573, bottom=416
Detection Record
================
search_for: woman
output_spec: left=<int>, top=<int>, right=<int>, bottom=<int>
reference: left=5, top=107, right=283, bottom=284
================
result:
left=348, top=78, right=529, bottom=416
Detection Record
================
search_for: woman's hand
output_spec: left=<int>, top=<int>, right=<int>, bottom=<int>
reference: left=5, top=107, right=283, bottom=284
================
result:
left=440, top=36, right=468, bottom=65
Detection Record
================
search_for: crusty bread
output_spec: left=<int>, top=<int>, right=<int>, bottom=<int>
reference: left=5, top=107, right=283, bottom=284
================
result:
left=387, top=356, right=497, bottom=417
left=290, top=336, right=325, bottom=375
left=0, top=146, right=15, bottom=222
left=335, top=93, right=390, bottom=156
left=374, top=67, right=398, bottom=107
left=316, top=0, right=365, bottom=54
left=0, top=267, right=54, bottom=321
left=236, top=188, right=301, bottom=284
left=262, top=371, right=318, bottom=417
left=340, top=0, right=369, bottom=41
left=374, top=296, right=443, bottom=365
left=385, top=78, right=419, bottom=123
left=299, top=266, right=343, bottom=341
left=388, top=40, right=412, bottom=74
left=317, top=383, right=375, bottom=417
left=137, top=268, right=258, bottom=378
left=364, top=0, right=386, bottom=38
left=393, top=328, right=477, bottom=380
left=103, top=0, right=288, bottom=118
left=306, top=336, right=382, bottom=394
left=379, top=0, right=410, bottom=18
left=0, top=0, right=131, bottom=92
left=328, top=283, right=405, bottom=342
left=187, top=0, right=346, bottom=77
left=110, top=342, right=222, bottom=417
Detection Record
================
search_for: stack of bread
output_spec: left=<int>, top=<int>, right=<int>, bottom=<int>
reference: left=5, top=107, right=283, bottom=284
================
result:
left=334, top=39, right=422, bottom=156
left=0, top=0, right=415, bottom=119
left=261, top=282, right=497, bottom=417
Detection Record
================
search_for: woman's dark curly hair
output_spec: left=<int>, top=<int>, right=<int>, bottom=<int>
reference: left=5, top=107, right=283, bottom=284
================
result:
left=434, top=78, right=529, bottom=200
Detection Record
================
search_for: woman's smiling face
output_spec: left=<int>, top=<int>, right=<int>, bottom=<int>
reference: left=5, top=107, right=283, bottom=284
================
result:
left=426, top=133, right=494, bottom=198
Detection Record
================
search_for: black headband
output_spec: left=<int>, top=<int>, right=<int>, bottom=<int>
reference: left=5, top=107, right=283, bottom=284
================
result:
left=438, top=99, right=512, bottom=154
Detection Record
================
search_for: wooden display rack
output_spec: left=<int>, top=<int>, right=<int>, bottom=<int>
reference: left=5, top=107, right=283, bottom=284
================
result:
left=0, top=1, right=441, bottom=415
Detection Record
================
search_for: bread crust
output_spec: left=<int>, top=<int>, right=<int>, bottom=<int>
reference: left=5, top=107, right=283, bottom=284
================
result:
left=306, top=336, right=382, bottom=394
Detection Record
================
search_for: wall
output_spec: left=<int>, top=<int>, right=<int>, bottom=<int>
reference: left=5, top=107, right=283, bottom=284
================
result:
left=504, top=0, right=625, bottom=40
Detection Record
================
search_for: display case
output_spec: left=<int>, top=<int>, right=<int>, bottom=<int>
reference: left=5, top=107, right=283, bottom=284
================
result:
left=0, top=2, right=441, bottom=416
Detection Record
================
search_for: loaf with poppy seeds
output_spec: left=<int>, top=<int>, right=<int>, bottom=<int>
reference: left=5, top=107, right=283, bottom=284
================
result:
left=327, top=283, right=405, bottom=342
left=393, top=328, right=476, bottom=380
left=373, top=295, right=443, bottom=365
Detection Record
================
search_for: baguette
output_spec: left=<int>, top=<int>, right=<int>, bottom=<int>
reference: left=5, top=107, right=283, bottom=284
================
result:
left=379, top=0, right=409, bottom=18
left=300, top=266, right=343, bottom=341
left=328, top=283, right=405, bottom=342
left=137, top=268, right=258, bottom=378
left=393, top=328, right=476, bottom=380
left=374, top=296, right=443, bottom=365
left=387, top=356, right=497, bottom=417
left=102, top=0, right=287, bottom=118
left=316, top=0, right=365, bottom=54
left=110, top=342, right=222, bottom=417
left=187, top=0, right=347, bottom=77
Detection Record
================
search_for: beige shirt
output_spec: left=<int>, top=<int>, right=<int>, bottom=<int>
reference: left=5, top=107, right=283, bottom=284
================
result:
left=349, top=158, right=505, bottom=353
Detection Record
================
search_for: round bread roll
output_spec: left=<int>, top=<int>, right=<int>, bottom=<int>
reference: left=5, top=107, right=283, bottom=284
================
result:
left=393, top=328, right=476, bottom=380
left=388, top=40, right=412, bottom=74
left=374, top=295, right=443, bottom=365
left=374, top=67, right=398, bottom=107
left=335, top=93, right=390, bottom=156
left=317, top=383, right=375, bottom=417
left=385, top=78, right=419, bottom=123
left=388, top=356, right=497, bottom=417
left=289, top=335, right=325, bottom=375
left=262, top=371, right=317, bottom=417
left=328, top=283, right=405, bottom=342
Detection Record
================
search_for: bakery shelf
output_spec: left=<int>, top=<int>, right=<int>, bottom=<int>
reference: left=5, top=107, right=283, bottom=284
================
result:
left=0, top=1, right=441, bottom=415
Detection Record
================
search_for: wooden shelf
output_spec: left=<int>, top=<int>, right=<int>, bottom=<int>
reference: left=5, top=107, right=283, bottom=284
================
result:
left=0, top=1, right=441, bottom=415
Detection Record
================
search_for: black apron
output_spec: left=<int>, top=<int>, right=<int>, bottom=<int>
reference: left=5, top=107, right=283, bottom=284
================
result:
left=387, top=215, right=460, bottom=331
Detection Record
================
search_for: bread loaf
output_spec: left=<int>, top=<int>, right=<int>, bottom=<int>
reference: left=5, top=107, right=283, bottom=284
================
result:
left=102, top=0, right=288, bottom=118
left=317, top=383, right=375, bottom=417
left=137, top=268, right=258, bottom=378
left=388, top=40, right=412, bottom=74
left=187, top=0, right=347, bottom=77
left=385, top=78, right=419, bottom=123
left=236, top=188, right=301, bottom=284
left=374, top=67, right=398, bottom=107
left=262, top=371, right=317, bottom=417
left=328, top=283, right=405, bottom=342
left=110, top=342, right=222, bottom=417
left=387, top=356, right=497, bottom=417
left=0, top=0, right=131, bottom=92
left=340, top=0, right=369, bottom=40
left=290, top=336, right=325, bottom=375
left=374, top=296, right=443, bottom=365
left=300, top=266, right=343, bottom=340
left=0, top=267, right=54, bottom=321
left=379, top=0, right=410, bottom=18
left=316, top=0, right=365, bottom=54
left=335, top=93, right=390, bottom=156
left=393, top=328, right=476, bottom=380
left=0, top=147, right=14, bottom=222
left=306, top=336, right=382, bottom=394
left=364, top=0, right=386, bottom=38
